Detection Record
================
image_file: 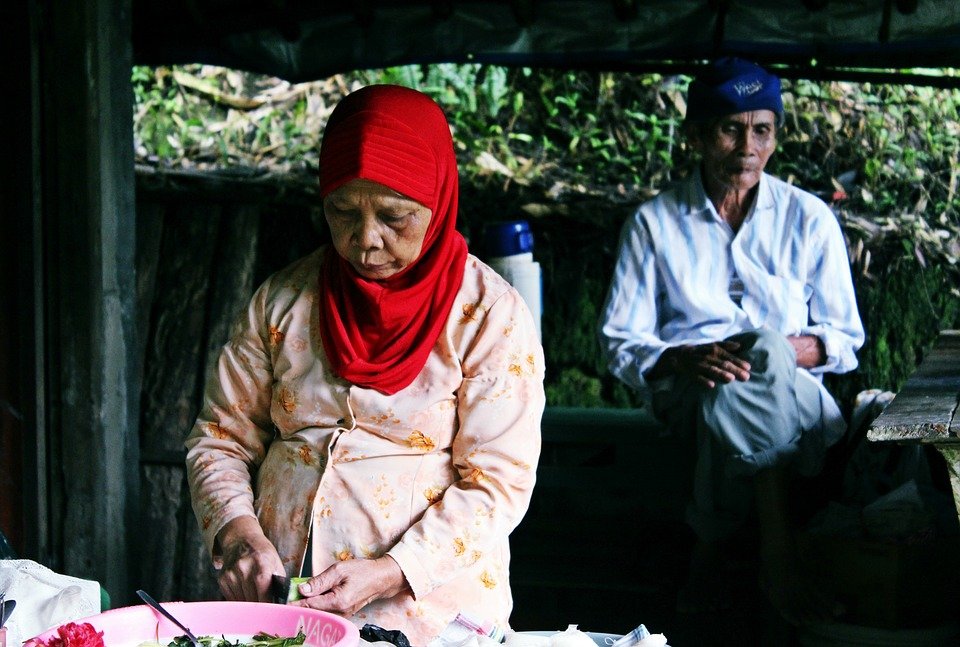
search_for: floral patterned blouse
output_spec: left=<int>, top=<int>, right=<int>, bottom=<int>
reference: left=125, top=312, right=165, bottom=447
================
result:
left=185, top=247, right=545, bottom=644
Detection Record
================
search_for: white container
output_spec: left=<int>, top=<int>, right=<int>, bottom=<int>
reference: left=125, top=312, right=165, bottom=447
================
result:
left=482, top=221, right=542, bottom=340
left=488, top=252, right=542, bottom=339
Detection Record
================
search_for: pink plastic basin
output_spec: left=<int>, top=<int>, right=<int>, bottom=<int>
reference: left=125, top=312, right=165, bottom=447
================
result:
left=26, top=601, right=359, bottom=647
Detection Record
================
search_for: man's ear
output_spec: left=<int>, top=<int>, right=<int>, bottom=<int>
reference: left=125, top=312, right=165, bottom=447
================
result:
left=682, top=121, right=702, bottom=153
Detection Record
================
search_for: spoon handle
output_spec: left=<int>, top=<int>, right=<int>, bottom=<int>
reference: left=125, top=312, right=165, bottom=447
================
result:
left=136, top=590, right=201, bottom=646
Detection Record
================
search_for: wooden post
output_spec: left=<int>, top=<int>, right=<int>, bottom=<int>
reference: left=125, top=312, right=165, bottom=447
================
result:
left=0, top=0, right=43, bottom=561
left=38, top=0, right=139, bottom=603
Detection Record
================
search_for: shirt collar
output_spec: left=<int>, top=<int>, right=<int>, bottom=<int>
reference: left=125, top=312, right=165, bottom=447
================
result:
left=686, top=166, right=775, bottom=222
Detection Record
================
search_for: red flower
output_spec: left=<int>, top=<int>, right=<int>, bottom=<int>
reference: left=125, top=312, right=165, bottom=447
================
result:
left=35, top=622, right=105, bottom=647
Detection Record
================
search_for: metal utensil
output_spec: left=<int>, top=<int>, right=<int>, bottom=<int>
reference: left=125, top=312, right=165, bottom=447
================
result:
left=0, top=599, right=15, bottom=628
left=269, top=574, right=291, bottom=605
left=136, top=590, right=201, bottom=647
left=269, top=574, right=309, bottom=604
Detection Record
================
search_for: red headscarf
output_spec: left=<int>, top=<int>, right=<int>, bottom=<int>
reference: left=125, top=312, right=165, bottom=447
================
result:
left=317, top=85, right=468, bottom=395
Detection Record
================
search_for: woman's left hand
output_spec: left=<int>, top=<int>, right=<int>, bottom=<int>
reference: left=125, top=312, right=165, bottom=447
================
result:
left=292, top=555, right=409, bottom=616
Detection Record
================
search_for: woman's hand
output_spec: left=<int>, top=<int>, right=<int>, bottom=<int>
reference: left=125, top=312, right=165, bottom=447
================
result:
left=215, top=516, right=285, bottom=603
left=647, top=342, right=752, bottom=388
left=293, top=556, right=409, bottom=616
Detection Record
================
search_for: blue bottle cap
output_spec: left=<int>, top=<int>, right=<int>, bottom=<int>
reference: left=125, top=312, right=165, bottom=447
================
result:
left=482, top=220, right=534, bottom=257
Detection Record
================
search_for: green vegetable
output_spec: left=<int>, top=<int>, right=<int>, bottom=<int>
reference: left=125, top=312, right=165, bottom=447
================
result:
left=284, top=577, right=310, bottom=603
left=168, top=631, right=306, bottom=647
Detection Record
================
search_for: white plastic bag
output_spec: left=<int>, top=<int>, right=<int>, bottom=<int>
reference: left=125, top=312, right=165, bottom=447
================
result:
left=0, top=560, right=100, bottom=647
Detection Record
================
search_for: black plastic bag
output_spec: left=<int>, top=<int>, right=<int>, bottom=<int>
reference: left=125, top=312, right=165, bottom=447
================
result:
left=360, top=624, right=411, bottom=647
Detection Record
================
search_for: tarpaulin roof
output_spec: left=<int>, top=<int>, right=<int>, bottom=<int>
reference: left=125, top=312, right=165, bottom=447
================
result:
left=133, top=0, right=960, bottom=84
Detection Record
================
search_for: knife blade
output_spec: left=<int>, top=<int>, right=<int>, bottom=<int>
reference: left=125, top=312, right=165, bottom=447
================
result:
left=0, top=599, right=14, bottom=628
left=270, top=574, right=308, bottom=604
left=269, top=574, right=290, bottom=604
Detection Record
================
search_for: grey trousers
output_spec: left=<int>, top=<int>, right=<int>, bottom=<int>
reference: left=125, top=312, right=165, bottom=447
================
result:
left=651, top=328, right=831, bottom=541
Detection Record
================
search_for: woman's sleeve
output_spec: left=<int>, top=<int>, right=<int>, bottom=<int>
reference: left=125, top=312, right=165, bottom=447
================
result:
left=387, top=286, right=545, bottom=598
left=184, top=280, right=277, bottom=560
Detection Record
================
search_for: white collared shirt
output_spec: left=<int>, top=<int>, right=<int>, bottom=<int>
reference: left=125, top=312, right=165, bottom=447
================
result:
left=599, top=168, right=865, bottom=397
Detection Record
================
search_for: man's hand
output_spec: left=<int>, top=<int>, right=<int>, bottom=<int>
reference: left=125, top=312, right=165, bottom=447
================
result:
left=787, top=334, right=826, bottom=369
left=647, top=342, right=752, bottom=388
left=216, top=516, right=286, bottom=603
left=293, top=555, right=409, bottom=617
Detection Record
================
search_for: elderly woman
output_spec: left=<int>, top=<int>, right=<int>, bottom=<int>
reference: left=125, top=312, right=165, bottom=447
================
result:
left=186, top=85, right=544, bottom=643
left=599, top=59, right=864, bottom=624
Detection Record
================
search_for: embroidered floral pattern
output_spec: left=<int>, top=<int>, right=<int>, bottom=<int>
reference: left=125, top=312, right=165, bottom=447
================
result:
left=407, top=430, right=436, bottom=451
left=186, top=252, right=543, bottom=646
left=278, top=387, right=297, bottom=413
left=298, top=444, right=314, bottom=464
left=423, top=486, right=444, bottom=504
left=459, top=301, right=486, bottom=324
left=269, top=326, right=285, bottom=346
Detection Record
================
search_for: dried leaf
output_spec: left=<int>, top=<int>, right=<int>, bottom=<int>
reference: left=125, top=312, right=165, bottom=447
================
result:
left=173, top=70, right=265, bottom=110
left=474, top=151, right=513, bottom=177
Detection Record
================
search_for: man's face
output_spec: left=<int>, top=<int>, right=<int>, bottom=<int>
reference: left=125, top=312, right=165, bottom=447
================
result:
left=689, top=109, right=777, bottom=194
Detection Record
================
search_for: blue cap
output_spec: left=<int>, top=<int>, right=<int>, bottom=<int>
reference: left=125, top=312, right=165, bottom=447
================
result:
left=482, top=220, right=534, bottom=257
left=686, top=57, right=783, bottom=123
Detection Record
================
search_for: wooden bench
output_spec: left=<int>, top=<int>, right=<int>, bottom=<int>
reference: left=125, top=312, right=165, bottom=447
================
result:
left=867, top=329, right=960, bottom=524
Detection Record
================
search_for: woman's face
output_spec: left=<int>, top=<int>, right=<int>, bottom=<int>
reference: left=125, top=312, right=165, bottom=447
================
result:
left=689, top=109, right=777, bottom=195
left=324, top=178, right=433, bottom=280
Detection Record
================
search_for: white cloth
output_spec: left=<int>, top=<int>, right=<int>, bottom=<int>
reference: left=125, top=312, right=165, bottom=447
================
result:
left=599, top=167, right=864, bottom=412
left=0, top=560, right=100, bottom=647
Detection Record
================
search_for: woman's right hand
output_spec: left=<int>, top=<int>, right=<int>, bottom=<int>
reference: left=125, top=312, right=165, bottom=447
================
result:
left=215, top=516, right=285, bottom=603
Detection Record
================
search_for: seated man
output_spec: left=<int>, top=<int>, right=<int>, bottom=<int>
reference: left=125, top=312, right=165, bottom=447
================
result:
left=598, top=58, right=864, bottom=625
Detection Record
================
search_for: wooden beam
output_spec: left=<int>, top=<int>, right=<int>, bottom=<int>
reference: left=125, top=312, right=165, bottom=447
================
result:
left=39, top=0, right=139, bottom=604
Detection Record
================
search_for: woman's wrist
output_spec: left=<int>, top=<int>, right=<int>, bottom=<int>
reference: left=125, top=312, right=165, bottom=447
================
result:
left=377, top=555, right=410, bottom=598
left=216, top=515, right=265, bottom=554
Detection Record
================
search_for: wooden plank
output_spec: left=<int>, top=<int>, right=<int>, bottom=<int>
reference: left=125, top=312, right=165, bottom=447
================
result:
left=868, top=330, right=960, bottom=442
left=138, top=204, right=220, bottom=599
left=140, top=204, right=221, bottom=454
left=177, top=204, right=261, bottom=603
left=136, top=165, right=318, bottom=207
left=179, top=517, right=222, bottom=602
left=135, top=201, right=165, bottom=367
left=199, top=205, right=262, bottom=388
left=140, top=465, right=184, bottom=600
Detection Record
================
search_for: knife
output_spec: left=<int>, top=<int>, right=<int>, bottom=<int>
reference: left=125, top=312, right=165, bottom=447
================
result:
left=270, top=574, right=308, bottom=604
left=0, top=599, right=14, bottom=628
left=136, top=590, right=200, bottom=647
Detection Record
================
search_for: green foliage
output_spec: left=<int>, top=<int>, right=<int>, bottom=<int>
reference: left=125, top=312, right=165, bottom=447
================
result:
left=847, top=263, right=960, bottom=395
left=132, top=64, right=960, bottom=410
left=132, top=65, right=337, bottom=172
